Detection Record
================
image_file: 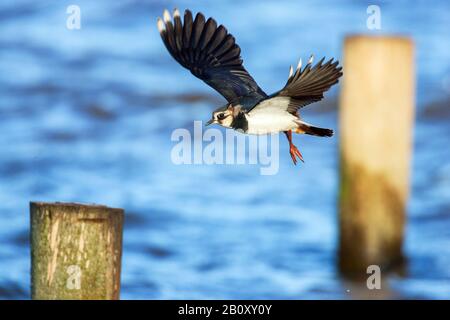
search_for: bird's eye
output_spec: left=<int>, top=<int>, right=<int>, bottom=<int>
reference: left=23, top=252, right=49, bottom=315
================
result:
left=217, top=113, right=226, bottom=120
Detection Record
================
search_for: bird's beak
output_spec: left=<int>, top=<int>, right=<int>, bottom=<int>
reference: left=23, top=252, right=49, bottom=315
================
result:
left=205, top=119, right=214, bottom=126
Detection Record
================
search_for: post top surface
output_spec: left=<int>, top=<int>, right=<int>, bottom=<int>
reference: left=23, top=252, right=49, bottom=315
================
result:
left=345, top=34, right=413, bottom=45
left=30, top=201, right=124, bottom=212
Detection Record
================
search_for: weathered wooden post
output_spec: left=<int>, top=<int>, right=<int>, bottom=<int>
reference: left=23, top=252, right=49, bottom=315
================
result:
left=338, top=36, right=415, bottom=275
left=30, top=202, right=124, bottom=299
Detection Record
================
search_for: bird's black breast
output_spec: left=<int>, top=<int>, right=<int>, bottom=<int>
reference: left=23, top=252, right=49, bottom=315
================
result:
left=231, top=112, right=248, bottom=133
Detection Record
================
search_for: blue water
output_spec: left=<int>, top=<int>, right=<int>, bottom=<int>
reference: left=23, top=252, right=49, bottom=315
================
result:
left=1, top=0, right=450, bottom=299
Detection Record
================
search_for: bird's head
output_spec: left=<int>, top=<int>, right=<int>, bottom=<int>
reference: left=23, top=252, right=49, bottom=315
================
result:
left=205, top=104, right=239, bottom=128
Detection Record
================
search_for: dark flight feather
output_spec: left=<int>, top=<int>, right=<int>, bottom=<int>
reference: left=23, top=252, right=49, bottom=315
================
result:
left=158, top=9, right=267, bottom=105
left=275, top=57, right=343, bottom=114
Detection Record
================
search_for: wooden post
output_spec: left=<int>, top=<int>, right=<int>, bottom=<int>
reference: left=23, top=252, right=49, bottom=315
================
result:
left=338, top=36, right=415, bottom=276
left=30, top=202, right=124, bottom=299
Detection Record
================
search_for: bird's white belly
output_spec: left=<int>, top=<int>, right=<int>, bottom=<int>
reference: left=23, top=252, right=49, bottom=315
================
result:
left=245, top=97, right=298, bottom=135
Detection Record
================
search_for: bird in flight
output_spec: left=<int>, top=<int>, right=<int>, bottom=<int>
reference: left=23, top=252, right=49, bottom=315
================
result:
left=157, top=9, right=342, bottom=165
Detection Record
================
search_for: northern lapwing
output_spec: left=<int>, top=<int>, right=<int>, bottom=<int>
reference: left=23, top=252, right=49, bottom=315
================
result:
left=157, top=9, right=342, bottom=165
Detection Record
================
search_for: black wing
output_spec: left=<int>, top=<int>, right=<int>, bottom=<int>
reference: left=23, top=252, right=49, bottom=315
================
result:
left=264, top=56, right=342, bottom=115
left=157, top=9, right=266, bottom=105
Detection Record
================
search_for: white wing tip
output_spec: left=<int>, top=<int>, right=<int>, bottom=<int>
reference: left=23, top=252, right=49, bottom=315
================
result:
left=173, top=8, right=180, bottom=18
left=308, top=54, right=314, bottom=64
left=157, top=18, right=165, bottom=33
left=163, top=9, right=171, bottom=23
left=296, top=58, right=302, bottom=70
left=289, top=65, right=294, bottom=78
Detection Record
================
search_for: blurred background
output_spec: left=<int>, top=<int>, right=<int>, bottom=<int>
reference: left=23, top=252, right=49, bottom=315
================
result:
left=1, top=0, right=450, bottom=299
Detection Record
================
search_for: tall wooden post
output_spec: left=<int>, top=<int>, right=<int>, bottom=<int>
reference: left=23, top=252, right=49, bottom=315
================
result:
left=338, top=36, right=415, bottom=275
left=30, top=202, right=124, bottom=299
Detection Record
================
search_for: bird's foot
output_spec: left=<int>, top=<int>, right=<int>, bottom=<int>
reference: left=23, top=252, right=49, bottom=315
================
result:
left=289, top=143, right=304, bottom=165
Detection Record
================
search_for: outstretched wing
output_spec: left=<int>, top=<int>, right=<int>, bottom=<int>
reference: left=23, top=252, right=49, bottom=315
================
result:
left=251, top=56, right=342, bottom=114
left=157, top=9, right=267, bottom=105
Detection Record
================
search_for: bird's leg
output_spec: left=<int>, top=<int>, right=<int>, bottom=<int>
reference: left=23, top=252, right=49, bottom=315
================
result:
left=284, top=130, right=304, bottom=165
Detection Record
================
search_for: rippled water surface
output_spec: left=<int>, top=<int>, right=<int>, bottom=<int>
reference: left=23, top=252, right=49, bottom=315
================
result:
left=1, top=0, right=450, bottom=299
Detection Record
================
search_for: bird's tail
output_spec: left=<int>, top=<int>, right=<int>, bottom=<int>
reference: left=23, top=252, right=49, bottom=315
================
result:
left=295, top=120, right=333, bottom=137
